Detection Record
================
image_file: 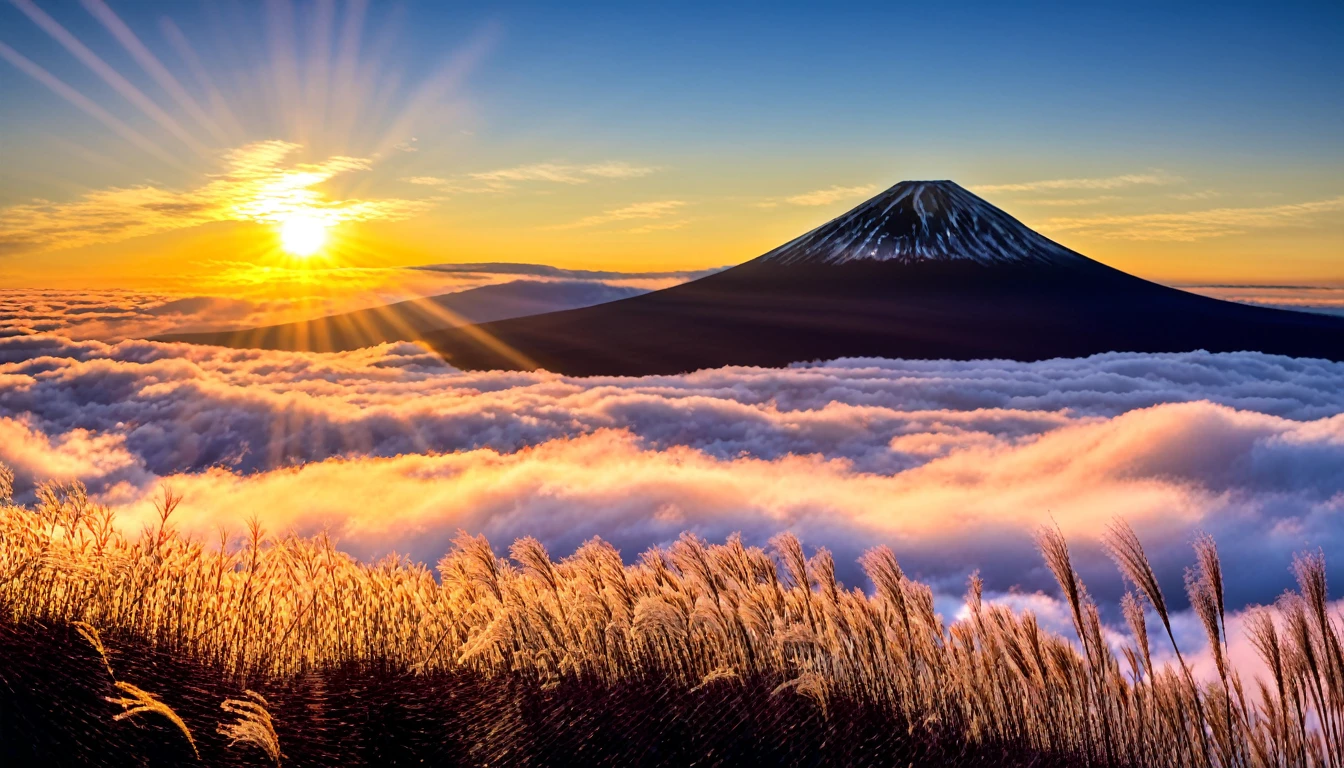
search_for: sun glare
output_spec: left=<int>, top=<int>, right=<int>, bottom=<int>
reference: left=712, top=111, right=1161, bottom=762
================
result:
left=278, top=215, right=329, bottom=257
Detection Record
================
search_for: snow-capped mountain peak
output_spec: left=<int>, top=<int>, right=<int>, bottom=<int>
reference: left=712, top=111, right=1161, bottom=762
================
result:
left=756, top=180, right=1085, bottom=267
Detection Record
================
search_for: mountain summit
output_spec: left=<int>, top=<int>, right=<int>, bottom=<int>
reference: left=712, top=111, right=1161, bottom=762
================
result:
left=758, top=181, right=1082, bottom=267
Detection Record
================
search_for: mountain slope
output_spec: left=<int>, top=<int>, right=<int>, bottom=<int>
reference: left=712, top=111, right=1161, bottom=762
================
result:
left=158, top=279, right=645, bottom=352
left=419, top=181, right=1344, bottom=374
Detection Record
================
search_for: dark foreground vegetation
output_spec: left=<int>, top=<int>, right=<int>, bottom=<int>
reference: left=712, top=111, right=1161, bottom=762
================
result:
left=1, top=465, right=1341, bottom=766
left=1, top=621, right=1061, bottom=767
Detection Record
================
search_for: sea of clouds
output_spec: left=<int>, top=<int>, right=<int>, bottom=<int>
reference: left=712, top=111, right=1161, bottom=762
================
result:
left=0, top=264, right=714, bottom=341
left=2, top=332, right=1340, bottom=633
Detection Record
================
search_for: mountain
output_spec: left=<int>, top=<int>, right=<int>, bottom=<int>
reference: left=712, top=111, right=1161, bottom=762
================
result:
left=419, top=181, right=1344, bottom=374
left=413, top=262, right=725, bottom=281
left=158, top=279, right=646, bottom=352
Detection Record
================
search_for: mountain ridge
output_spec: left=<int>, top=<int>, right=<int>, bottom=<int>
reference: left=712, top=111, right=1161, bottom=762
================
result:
left=164, top=180, right=1344, bottom=372
left=157, top=279, right=647, bottom=353
left=414, top=181, right=1344, bottom=374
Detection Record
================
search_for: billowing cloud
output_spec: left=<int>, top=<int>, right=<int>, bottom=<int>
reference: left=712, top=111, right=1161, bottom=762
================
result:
left=1041, top=196, right=1344, bottom=241
left=0, top=335, right=1340, bottom=614
left=974, top=173, right=1182, bottom=194
left=0, top=289, right=274, bottom=340
left=0, top=140, right=431, bottom=253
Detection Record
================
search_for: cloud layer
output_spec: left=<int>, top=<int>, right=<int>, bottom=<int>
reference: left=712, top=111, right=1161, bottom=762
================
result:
left=1181, top=284, right=1344, bottom=317
left=1, top=335, right=1339, bottom=615
left=0, top=264, right=716, bottom=341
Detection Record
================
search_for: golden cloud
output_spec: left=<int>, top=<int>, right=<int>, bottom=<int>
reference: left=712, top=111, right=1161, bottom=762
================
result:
left=0, top=140, right=431, bottom=253
left=753, top=184, right=878, bottom=209
left=551, top=200, right=687, bottom=230
left=469, top=161, right=658, bottom=186
left=973, top=172, right=1182, bottom=194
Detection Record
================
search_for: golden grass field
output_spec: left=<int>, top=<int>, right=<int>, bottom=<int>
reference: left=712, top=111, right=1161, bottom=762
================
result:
left=1, top=466, right=1341, bottom=767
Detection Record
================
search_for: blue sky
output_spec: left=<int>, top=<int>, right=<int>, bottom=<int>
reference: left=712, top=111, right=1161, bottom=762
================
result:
left=0, top=0, right=1340, bottom=284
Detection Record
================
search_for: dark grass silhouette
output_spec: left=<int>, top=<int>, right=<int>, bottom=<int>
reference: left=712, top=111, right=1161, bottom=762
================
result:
left=2, top=622, right=1057, bottom=767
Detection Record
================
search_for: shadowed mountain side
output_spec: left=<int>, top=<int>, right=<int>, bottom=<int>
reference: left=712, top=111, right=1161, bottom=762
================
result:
left=419, top=259, right=1344, bottom=375
left=414, top=262, right=725, bottom=281
left=158, top=280, right=646, bottom=352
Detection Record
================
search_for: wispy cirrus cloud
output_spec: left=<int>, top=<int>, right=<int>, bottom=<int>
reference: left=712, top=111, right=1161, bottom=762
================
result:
left=0, top=140, right=430, bottom=254
left=470, top=161, right=657, bottom=186
left=626, top=219, right=690, bottom=235
left=1169, top=189, right=1222, bottom=201
left=1024, top=196, right=1120, bottom=207
left=1041, top=196, right=1344, bottom=241
left=403, top=176, right=449, bottom=186
left=551, top=200, right=686, bottom=230
left=756, top=184, right=878, bottom=208
left=973, top=172, right=1182, bottom=194
left=399, top=161, right=659, bottom=196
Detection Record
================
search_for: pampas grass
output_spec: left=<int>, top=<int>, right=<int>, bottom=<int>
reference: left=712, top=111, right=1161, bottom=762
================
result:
left=106, top=681, right=199, bottom=760
left=2, top=466, right=1342, bottom=766
left=218, top=691, right=281, bottom=766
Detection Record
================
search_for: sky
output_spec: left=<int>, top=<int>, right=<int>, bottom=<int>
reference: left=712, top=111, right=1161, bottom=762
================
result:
left=0, top=0, right=1341, bottom=303
left=1, top=1, right=1342, bottom=676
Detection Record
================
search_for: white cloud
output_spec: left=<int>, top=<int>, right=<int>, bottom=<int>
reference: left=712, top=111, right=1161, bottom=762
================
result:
left=1, top=336, right=1340, bottom=612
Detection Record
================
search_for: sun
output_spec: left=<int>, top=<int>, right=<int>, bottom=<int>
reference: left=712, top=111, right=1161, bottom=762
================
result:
left=278, top=215, right=329, bottom=257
